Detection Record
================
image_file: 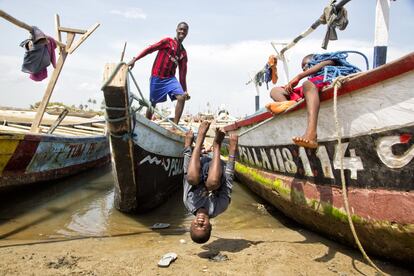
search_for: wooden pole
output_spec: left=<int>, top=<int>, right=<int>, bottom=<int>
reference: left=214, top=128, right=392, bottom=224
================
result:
left=373, top=0, right=390, bottom=68
left=30, top=33, right=75, bottom=133
left=0, top=9, right=32, bottom=32
left=254, top=83, right=260, bottom=111
left=67, top=23, right=100, bottom=54
left=55, top=14, right=62, bottom=55
left=120, top=42, right=127, bottom=62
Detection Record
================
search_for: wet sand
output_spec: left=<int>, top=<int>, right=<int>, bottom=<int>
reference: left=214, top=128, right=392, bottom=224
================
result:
left=0, top=166, right=411, bottom=275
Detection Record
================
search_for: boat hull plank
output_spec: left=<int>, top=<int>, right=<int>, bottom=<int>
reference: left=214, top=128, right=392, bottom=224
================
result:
left=0, top=132, right=110, bottom=188
left=235, top=164, right=414, bottom=264
left=102, top=63, right=185, bottom=213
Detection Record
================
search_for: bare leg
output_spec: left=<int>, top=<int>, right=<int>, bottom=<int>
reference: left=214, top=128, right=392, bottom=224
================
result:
left=187, top=121, right=210, bottom=185
left=292, top=80, right=319, bottom=148
left=269, top=87, right=289, bottom=102
left=174, top=95, right=186, bottom=124
left=267, top=87, right=296, bottom=115
left=205, top=128, right=225, bottom=191
left=146, top=103, right=156, bottom=120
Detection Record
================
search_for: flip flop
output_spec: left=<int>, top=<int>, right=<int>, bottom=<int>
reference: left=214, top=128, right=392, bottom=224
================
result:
left=158, top=252, right=177, bottom=267
left=265, top=101, right=296, bottom=115
left=292, top=137, right=318, bottom=149
left=150, top=223, right=170, bottom=229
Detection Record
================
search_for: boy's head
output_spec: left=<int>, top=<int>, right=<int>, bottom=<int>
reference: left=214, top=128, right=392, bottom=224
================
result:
left=176, top=22, right=189, bottom=42
left=190, top=210, right=212, bottom=244
left=301, top=54, right=314, bottom=71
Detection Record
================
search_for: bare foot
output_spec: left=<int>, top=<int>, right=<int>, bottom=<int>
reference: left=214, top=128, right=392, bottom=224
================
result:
left=213, top=128, right=225, bottom=145
left=292, top=136, right=318, bottom=149
left=265, top=101, right=296, bottom=115
left=185, top=130, right=194, bottom=147
left=198, top=121, right=211, bottom=138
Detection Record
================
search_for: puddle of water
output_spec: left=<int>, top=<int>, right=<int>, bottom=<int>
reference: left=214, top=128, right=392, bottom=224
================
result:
left=0, top=165, right=284, bottom=240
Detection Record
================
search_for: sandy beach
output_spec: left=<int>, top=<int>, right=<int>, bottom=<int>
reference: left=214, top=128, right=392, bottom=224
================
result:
left=1, top=219, right=411, bottom=275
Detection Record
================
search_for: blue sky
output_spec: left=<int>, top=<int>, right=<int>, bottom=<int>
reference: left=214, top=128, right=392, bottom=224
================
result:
left=1, top=0, right=413, bottom=117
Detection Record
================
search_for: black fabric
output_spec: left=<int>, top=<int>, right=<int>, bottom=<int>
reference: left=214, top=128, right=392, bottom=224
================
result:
left=20, top=41, right=50, bottom=74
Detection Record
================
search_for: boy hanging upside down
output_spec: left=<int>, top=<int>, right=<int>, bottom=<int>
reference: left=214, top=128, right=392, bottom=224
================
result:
left=183, top=121, right=238, bottom=243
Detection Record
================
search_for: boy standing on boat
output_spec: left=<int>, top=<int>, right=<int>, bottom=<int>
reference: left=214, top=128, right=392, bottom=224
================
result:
left=128, top=22, right=190, bottom=124
left=183, top=121, right=238, bottom=244
left=267, top=52, right=361, bottom=149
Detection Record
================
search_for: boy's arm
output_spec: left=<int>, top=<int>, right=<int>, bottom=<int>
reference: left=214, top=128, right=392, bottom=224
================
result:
left=300, top=60, right=335, bottom=78
left=178, top=55, right=188, bottom=94
left=285, top=60, right=335, bottom=93
left=128, top=38, right=169, bottom=68
left=210, top=134, right=238, bottom=217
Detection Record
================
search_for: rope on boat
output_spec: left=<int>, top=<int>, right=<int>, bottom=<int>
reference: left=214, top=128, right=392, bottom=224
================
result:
left=101, top=62, right=188, bottom=137
left=332, top=76, right=387, bottom=276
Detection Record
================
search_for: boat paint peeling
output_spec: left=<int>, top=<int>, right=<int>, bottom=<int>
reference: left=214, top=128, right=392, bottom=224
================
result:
left=236, top=162, right=358, bottom=223
left=235, top=161, right=414, bottom=226
left=235, top=162, right=414, bottom=264
left=0, top=133, right=110, bottom=188
left=0, top=135, right=22, bottom=175
left=236, top=162, right=288, bottom=197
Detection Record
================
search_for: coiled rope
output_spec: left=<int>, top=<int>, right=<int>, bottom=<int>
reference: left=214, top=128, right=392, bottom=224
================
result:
left=332, top=75, right=387, bottom=276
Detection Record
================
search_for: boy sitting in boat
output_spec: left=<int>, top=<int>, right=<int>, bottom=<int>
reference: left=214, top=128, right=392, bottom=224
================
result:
left=183, top=121, right=238, bottom=243
left=266, top=52, right=361, bottom=149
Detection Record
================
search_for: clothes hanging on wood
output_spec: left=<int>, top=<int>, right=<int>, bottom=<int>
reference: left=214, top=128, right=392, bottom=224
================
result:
left=320, top=1, right=349, bottom=49
left=20, top=26, right=57, bottom=82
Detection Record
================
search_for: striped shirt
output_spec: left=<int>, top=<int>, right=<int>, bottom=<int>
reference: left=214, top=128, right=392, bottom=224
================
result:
left=134, top=37, right=187, bottom=91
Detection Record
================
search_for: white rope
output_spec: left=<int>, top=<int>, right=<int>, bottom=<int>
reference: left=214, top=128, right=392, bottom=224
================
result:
left=332, top=76, right=387, bottom=276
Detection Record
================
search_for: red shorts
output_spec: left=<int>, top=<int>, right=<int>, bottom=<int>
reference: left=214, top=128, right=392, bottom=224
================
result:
left=288, top=75, right=331, bottom=101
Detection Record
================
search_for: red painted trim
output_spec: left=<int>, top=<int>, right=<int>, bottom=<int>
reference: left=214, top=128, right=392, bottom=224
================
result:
left=0, top=155, right=110, bottom=188
left=225, top=52, right=414, bottom=132
left=3, top=139, right=40, bottom=173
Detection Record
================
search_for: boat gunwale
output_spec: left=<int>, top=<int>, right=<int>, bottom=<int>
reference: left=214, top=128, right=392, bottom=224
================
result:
left=224, top=51, right=414, bottom=132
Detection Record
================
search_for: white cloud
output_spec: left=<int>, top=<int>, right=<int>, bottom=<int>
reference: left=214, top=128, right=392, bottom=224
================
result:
left=110, top=8, right=147, bottom=20
left=1, top=38, right=410, bottom=117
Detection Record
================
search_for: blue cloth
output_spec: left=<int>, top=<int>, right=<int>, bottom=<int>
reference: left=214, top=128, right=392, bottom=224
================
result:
left=182, top=147, right=235, bottom=218
left=149, top=76, right=184, bottom=104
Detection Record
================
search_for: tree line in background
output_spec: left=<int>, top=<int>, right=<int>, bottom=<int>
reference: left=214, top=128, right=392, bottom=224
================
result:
left=30, top=98, right=106, bottom=116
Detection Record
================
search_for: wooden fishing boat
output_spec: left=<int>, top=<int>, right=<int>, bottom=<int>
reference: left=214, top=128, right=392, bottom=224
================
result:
left=0, top=113, right=109, bottom=189
left=0, top=11, right=109, bottom=189
left=224, top=52, right=414, bottom=264
left=102, top=64, right=185, bottom=213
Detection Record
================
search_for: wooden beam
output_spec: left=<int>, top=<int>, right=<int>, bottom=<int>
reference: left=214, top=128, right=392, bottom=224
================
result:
left=65, top=32, right=75, bottom=52
left=120, top=42, right=127, bottom=62
left=58, top=26, right=87, bottom=34
left=67, top=23, right=100, bottom=54
left=102, top=63, right=129, bottom=89
left=55, top=14, right=62, bottom=55
left=30, top=33, right=75, bottom=133
left=0, top=9, right=32, bottom=32
left=374, top=0, right=390, bottom=67
left=73, top=125, right=105, bottom=133
left=47, top=108, right=68, bottom=134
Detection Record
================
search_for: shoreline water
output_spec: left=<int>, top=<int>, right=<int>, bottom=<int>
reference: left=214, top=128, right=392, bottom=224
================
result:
left=0, top=166, right=411, bottom=275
